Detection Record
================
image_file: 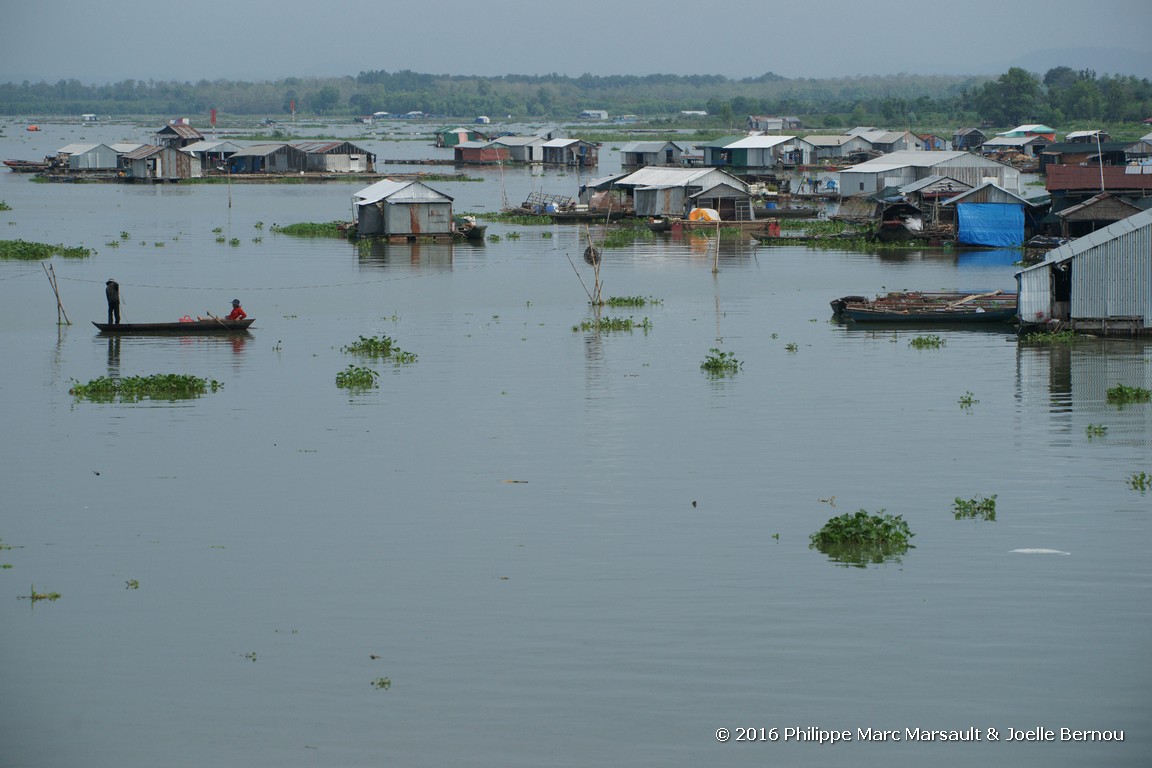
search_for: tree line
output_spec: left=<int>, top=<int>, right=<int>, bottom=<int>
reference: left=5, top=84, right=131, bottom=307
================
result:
left=1, top=67, right=1149, bottom=130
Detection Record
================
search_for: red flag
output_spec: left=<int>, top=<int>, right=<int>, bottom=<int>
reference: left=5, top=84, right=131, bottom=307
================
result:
left=210, top=108, right=217, bottom=126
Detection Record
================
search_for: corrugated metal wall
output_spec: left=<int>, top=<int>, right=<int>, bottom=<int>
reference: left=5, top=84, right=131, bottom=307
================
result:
left=1071, top=225, right=1152, bottom=325
left=1017, top=265, right=1053, bottom=323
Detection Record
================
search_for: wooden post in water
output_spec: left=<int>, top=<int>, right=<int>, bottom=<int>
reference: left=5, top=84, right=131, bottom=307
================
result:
left=42, top=263, right=71, bottom=325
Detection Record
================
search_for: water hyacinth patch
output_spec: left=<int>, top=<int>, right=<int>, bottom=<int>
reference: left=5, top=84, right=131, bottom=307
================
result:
left=0, top=239, right=91, bottom=260
left=1106, top=384, right=1151, bottom=406
left=701, top=348, right=741, bottom=376
left=953, top=494, right=997, bottom=521
left=809, top=509, right=915, bottom=568
left=341, top=334, right=417, bottom=364
left=69, top=374, right=223, bottom=402
left=335, top=364, right=379, bottom=389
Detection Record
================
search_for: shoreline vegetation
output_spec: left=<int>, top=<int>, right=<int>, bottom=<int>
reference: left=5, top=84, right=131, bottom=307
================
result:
left=1, top=66, right=1149, bottom=135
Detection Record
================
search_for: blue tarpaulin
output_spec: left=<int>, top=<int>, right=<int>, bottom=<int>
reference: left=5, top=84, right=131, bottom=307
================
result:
left=957, top=203, right=1024, bottom=247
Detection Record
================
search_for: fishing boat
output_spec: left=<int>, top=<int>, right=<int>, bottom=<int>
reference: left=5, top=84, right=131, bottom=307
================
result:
left=4, top=159, right=50, bottom=172
left=831, top=290, right=1017, bottom=324
left=92, top=317, right=255, bottom=333
left=452, top=215, right=487, bottom=241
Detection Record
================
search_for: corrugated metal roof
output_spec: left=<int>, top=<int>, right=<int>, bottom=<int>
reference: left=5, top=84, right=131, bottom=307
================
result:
left=542, top=138, right=580, bottom=147
left=723, top=135, right=794, bottom=149
left=800, top=135, right=857, bottom=147
left=899, top=174, right=971, bottom=194
left=1018, top=208, right=1152, bottom=272
left=353, top=179, right=453, bottom=203
left=490, top=136, right=544, bottom=147
left=841, top=150, right=987, bottom=173
left=123, top=145, right=164, bottom=160
left=942, top=180, right=1035, bottom=206
left=615, top=167, right=730, bottom=188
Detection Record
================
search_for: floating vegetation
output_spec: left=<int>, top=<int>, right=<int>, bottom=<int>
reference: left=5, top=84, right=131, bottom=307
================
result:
left=243, top=652, right=257, bottom=662
left=953, top=494, right=997, bottom=521
left=1085, top=424, right=1108, bottom=438
left=1020, top=329, right=1080, bottom=344
left=1106, top=384, right=1151, bottom=406
left=335, top=364, right=379, bottom=389
left=488, top=234, right=501, bottom=242
left=70, top=374, right=223, bottom=402
left=212, top=227, right=223, bottom=233
left=106, top=240, right=120, bottom=248
left=254, top=221, right=264, bottom=229
left=909, top=334, right=945, bottom=349
left=341, top=334, right=416, bottom=363
left=572, top=316, right=652, bottom=333
left=270, top=221, right=351, bottom=238
left=125, top=579, right=139, bottom=590
left=606, top=295, right=661, bottom=308
left=809, top=509, right=915, bottom=567
left=600, top=227, right=654, bottom=248
left=229, top=238, right=240, bottom=246
left=701, top=348, right=742, bottom=376
left=371, top=677, right=392, bottom=690
left=0, top=200, right=12, bottom=211
left=958, top=391, right=979, bottom=410
left=21, top=585, right=61, bottom=602
left=476, top=212, right=553, bottom=225
left=154, top=241, right=165, bottom=247
left=1128, top=472, right=1150, bottom=492
left=785, top=342, right=798, bottom=352
left=0, top=239, right=91, bottom=260
left=215, top=236, right=226, bottom=243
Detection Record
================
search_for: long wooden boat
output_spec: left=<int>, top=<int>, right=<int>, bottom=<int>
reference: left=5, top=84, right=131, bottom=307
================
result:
left=4, top=159, right=49, bottom=173
left=831, top=291, right=1017, bottom=324
left=92, top=317, right=255, bottom=333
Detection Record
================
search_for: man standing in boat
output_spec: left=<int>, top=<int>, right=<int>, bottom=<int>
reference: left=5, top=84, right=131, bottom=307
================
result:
left=105, top=279, right=121, bottom=325
left=226, top=299, right=247, bottom=321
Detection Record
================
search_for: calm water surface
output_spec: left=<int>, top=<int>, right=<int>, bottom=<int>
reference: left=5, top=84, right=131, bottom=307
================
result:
left=1, top=119, right=1150, bottom=767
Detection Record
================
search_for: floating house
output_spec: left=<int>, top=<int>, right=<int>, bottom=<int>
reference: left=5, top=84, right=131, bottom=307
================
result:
left=122, top=145, right=201, bottom=181
left=57, top=143, right=121, bottom=170
left=794, top=135, right=872, bottom=164
left=181, top=140, right=243, bottom=172
left=838, top=150, right=1020, bottom=196
left=453, top=141, right=509, bottom=164
left=1016, top=208, right=1152, bottom=335
left=578, top=109, right=608, bottom=120
left=294, top=141, right=375, bottom=173
left=996, top=124, right=1057, bottom=141
left=435, top=127, right=487, bottom=148
left=155, top=121, right=204, bottom=149
left=702, top=135, right=796, bottom=170
left=1053, top=193, right=1144, bottom=238
left=541, top=138, right=598, bottom=167
left=612, top=167, right=751, bottom=218
left=228, top=143, right=308, bottom=173
left=353, top=179, right=454, bottom=240
left=487, top=135, right=547, bottom=163
left=747, top=115, right=803, bottom=132
left=942, top=181, right=1043, bottom=247
left=952, top=128, right=987, bottom=151
left=619, top=141, right=690, bottom=168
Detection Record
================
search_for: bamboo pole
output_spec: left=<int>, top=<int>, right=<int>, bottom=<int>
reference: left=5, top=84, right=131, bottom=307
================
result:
left=42, top=263, right=71, bottom=325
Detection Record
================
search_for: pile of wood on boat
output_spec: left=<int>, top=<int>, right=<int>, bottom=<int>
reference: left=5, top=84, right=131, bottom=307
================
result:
left=830, top=290, right=1018, bottom=324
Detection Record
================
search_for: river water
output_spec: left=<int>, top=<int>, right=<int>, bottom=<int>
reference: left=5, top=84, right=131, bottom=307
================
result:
left=1, top=117, right=1149, bottom=767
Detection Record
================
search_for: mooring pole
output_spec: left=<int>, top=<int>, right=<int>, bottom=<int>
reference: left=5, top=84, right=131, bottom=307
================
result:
left=42, top=263, right=71, bottom=325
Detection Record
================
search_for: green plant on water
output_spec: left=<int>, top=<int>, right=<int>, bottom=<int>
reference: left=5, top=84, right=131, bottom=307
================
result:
left=959, top=391, right=978, bottom=409
left=120, top=231, right=130, bottom=239
left=541, top=231, right=553, bottom=239
left=506, top=231, right=521, bottom=239
left=371, top=677, right=392, bottom=690
left=154, top=241, right=165, bottom=247
left=572, top=316, right=652, bottom=334
left=106, top=240, right=120, bottom=247
left=909, top=334, right=945, bottom=349
left=1020, top=329, right=1080, bottom=344
left=212, top=226, right=223, bottom=233
left=269, top=222, right=349, bottom=238
left=476, top=212, right=553, bottom=225
left=606, top=295, right=661, bottom=307
left=0, top=200, right=11, bottom=211
left=335, top=364, right=379, bottom=389
left=229, top=238, right=240, bottom=246
left=26, top=585, right=61, bottom=602
left=254, top=221, right=264, bottom=229
left=953, top=494, right=997, bottom=521
left=1106, top=384, right=1151, bottom=406
left=215, top=236, right=226, bottom=243
left=252, top=237, right=262, bottom=243
left=809, top=509, right=915, bottom=568
left=125, top=579, right=139, bottom=589
left=0, top=239, right=91, bottom=260
left=488, top=234, right=501, bottom=242
left=701, top=348, right=741, bottom=376
left=341, top=334, right=416, bottom=363
left=243, top=652, right=257, bottom=662
left=785, top=342, right=798, bottom=352
left=1085, top=424, right=1108, bottom=438
left=600, top=227, right=654, bottom=248
left=1128, top=471, right=1150, bottom=492
left=70, top=374, right=222, bottom=402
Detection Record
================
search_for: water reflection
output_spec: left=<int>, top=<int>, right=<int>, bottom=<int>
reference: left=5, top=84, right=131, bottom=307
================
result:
left=357, top=240, right=457, bottom=269
left=106, top=334, right=120, bottom=377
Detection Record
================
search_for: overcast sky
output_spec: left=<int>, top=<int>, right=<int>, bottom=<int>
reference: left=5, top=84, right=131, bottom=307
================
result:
left=2, top=0, right=1150, bottom=84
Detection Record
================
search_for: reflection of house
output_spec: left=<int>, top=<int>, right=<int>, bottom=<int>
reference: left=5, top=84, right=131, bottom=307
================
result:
left=541, top=138, right=598, bottom=167
left=942, top=181, right=1044, bottom=247
left=155, top=121, right=204, bottom=149
left=353, top=179, right=454, bottom=240
left=294, top=141, right=375, bottom=173
left=1016, top=209, right=1152, bottom=335
left=182, top=140, right=243, bottom=172
left=453, top=141, right=509, bottom=164
left=122, top=145, right=200, bottom=180
left=1054, top=193, right=1144, bottom=238
left=619, top=141, right=689, bottom=168
left=613, top=167, right=750, bottom=218
left=839, top=150, right=1020, bottom=196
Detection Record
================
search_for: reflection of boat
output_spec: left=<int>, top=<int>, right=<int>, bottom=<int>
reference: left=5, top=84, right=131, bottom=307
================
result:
left=92, top=318, right=255, bottom=333
left=831, top=291, right=1017, bottom=323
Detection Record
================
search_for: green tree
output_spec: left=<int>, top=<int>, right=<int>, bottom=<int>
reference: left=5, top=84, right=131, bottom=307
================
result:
left=975, top=67, right=1041, bottom=125
left=309, top=85, right=341, bottom=114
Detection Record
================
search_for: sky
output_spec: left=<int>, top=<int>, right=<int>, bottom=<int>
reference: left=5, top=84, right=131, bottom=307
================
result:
left=2, top=0, right=1150, bottom=84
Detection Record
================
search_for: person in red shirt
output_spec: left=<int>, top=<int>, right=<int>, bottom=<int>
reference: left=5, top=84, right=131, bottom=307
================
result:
left=226, top=299, right=247, bottom=320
